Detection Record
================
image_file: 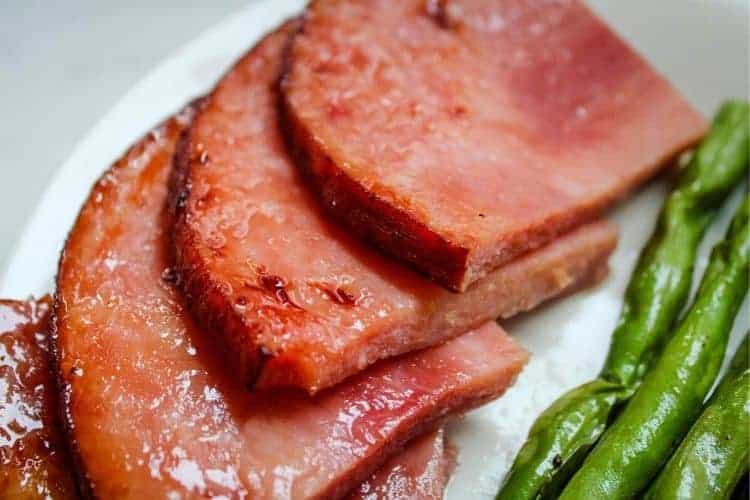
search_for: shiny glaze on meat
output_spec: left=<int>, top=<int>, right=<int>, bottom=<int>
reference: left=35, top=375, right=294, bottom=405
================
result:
left=0, top=297, right=77, bottom=499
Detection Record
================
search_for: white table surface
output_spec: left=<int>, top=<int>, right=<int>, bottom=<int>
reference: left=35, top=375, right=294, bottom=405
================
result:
left=0, top=1, right=249, bottom=273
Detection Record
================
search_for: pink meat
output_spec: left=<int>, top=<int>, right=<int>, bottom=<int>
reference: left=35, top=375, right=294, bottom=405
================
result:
left=282, top=0, right=706, bottom=291
left=171, top=21, right=618, bottom=393
left=54, top=102, right=528, bottom=499
left=348, top=429, right=451, bottom=500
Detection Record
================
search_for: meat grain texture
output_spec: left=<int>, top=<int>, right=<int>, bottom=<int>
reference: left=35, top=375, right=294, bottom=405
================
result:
left=53, top=85, right=528, bottom=498
left=282, top=0, right=706, bottom=291
left=0, top=297, right=78, bottom=499
left=172, top=18, right=618, bottom=393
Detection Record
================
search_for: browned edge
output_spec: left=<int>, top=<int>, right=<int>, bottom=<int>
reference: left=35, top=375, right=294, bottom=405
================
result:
left=167, top=21, right=307, bottom=392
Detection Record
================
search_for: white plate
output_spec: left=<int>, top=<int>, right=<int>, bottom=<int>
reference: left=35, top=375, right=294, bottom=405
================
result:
left=1, top=1, right=748, bottom=498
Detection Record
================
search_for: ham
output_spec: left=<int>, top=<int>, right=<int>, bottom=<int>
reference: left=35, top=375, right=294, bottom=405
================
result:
left=347, top=429, right=452, bottom=500
left=53, top=103, right=528, bottom=499
left=0, top=298, right=451, bottom=500
left=0, top=297, right=77, bottom=499
left=281, top=0, right=706, bottom=291
left=171, top=21, right=618, bottom=393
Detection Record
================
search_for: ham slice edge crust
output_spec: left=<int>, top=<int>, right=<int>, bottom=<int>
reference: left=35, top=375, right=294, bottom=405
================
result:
left=52, top=98, right=528, bottom=498
left=171, top=19, right=618, bottom=394
left=281, top=0, right=706, bottom=291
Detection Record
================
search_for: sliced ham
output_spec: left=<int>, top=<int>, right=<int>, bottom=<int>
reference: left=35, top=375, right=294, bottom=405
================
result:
left=0, top=299, right=449, bottom=500
left=171, top=21, right=618, bottom=393
left=53, top=102, right=528, bottom=499
left=347, top=429, right=451, bottom=500
left=281, top=0, right=706, bottom=291
left=0, top=297, right=78, bottom=499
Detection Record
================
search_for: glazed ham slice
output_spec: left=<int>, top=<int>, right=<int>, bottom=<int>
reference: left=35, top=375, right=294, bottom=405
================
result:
left=0, top=301, right=450, bottom=500
left=53, top=103, right=527, bottom=499
left=281, top=0, right=706, bottom=291
left=0, top=298, right=77, bottom=499
left=172, top=22, right=618, bottom=393
left=347, top=429, right=453, bottom=500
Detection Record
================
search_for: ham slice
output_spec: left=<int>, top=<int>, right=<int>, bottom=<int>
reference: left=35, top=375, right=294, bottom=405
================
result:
left=171, top=21, right=618, bottom=393
left=0, top=298, right=451, bottom=500
left=347, top=429, right=452, bottom=500
left=281, top=0, right=706, bottom=291
left=53, top=103, right=528, bottom=499
left=0, top=297, right=77, bottom=499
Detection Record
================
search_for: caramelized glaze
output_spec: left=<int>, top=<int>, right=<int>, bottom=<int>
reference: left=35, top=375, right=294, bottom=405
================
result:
left=0, top=297, right=77, bottom=499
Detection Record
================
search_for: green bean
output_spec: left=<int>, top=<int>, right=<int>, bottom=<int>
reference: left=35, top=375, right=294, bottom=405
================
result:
left=603, top=101, right=750, bottom=387
left=559, top=194, right=750, bottom=500
left=496, top=101, right=750, bottom=500
left=644, top=336, right=749, bottom=500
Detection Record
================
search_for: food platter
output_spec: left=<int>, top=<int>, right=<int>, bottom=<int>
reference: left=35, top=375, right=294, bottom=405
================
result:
left=1, top=0, right=747, bottom=497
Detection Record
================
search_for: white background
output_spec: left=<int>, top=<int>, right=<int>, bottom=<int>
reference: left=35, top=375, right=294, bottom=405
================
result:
left=0, top=1, right=248, bottom=272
